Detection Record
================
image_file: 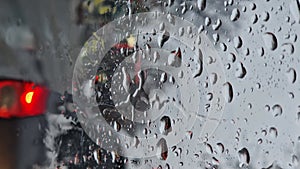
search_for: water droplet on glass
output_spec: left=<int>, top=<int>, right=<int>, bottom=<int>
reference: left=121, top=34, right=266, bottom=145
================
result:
left=133, top=136, right=140, bottom=148
left=167, top=14, right=175, bottom=24
left=292, top=155, right=299, bottom=167
left=230, top=8, right=240, bottom=21
left=160, top=116, right=172, bottom=135
left=269, top=127, right=278, bottom=138
left=179, top=27, right=184, bottom=36
left=93, top=148, right=101, bottom=164
left=261, top=130, right=267, bottom=137
left=145, top=44, right=151, bottom=55
left=205, top=17, right=211, bottom=26
left=113, top=121, right=121, bottom=132
left=249, top=2, right=256, bottom=10
left=262, top=11, right=270, bottom=21
left=197, top=0, right=206, bottom=11
left=178, top=70, right=184, bottom=78
left=153, top=51, right=160, bottom=63
left=216, top=143, right=224, bottom=153
left=271, top=104, right=283, bottom=117
left=265, top=105, right=270, bottom=111
left=213, top=33, right=219, bottom=42
left=198, top=25, right=205, bottom=33
left=238, top=147, right=250, bottom=167
left=187, top=131, right=193, bottom=140
left=233, top=36, right=243, bottom=48
left=168, top=48, right=182, bottom=67
left=160, top=72, right=168, bottom=83
left=209, top=73, right=218, bottom=85
left=235, top=62, right=247, bottom=79
left=228, top=53, right=236, bottom=63
left=223, top=82, right=234, bottom=103
left=288, top=92, right=295, bottom=99
left=193, top=48, right=203, bottom=78
left=207, top=92, right=213, bottom=101
left=205, top=143, right=213, bottom=154
left=212, top=19, right=222, bottom=30
left=212, top=156, right=220, bottom=166
left=263, top=32, right=278, bottom=51
left=281, top=43, right=295, bottom=55
left=251, top=14, right=258, bottom=24
left=220, top=42, right=227, bottom=51
left=187, top=26, right=192, bottom=34
left=257, top=47, right=265, bottom=56
left=158, top=31, right=170, bottom=48
left=286, top=68, right=297, bottom=84
left=257, top=138, right=263, bottom=144
left=157, top=138, right=168, bottom=160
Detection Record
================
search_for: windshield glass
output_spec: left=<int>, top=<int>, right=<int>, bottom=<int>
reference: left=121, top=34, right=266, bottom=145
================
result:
left=0, top=0, right=299, bottom=169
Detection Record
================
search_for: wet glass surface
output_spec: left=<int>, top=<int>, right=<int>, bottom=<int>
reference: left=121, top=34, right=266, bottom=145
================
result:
left=0, top=0, right=299, bottom=168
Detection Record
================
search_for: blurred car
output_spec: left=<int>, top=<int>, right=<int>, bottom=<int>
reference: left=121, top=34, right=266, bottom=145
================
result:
left=0, top=0, right=120, bottom=168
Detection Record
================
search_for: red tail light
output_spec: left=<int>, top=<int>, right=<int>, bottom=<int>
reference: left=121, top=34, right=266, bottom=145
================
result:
left=0, top=80, right=49, bottom=118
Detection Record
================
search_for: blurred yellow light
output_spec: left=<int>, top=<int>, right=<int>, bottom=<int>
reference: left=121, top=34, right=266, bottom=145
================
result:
left=25, top=92, right=34, bottom=104
left=127, top=36, right=136, bottom=48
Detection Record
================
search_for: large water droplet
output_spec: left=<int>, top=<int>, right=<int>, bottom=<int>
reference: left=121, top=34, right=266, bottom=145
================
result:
left=158, top=31, right=170, bottom=48
left=167, top=14, right=175, bottom=24
left=168, top=48, right=182, bottom=67
left=281, top=43, right=295, bottom=55
left=179, top=27, right=184, bottom=36
left=160, top=72, right=168, bottom=83
left=209, top=73, right=218, bottom=85
left=286, top=68, right=297, bottom=84
left=228, top=53, right=236, bottom=62
left=113, top=121, right=121, bottom=132
left=235, top=62, right=247, bottom=79
left=197, top=0, right=206, bottom=11
left=186, top=131, right=193, bottom=140
left=292, top=155, right=299, bottom=167
left=230, top=8, right=240, bottom=21
left=233, top=36, right=243, bottom=48
left=133, top=136, right=140, bottom=148
left=212, top=19, right=222, bottom=31
left=153, top=51, right=160, bottom=63
left=93, top=148, right=101, bottom=164
left=269, top=127, right=278, bottom=138
left=223, top=82, right=234, bottom=103
left=159, top=116, right=172, bottom=135
left=249, top=2, right=256, bottom=10
left=216, top=143, right=224, bottom=154
left=262, top=11, right=270, bottom=21
left=251, top=14, right=258, bottom=24
left=205, top=143, right=213, bottom=154
left=157, top=138, right=168, bottom=160
left=205, top=17, right=211, bottom=26
left=193, top=48, right=203, bottom=78
left=263, top=32, right=278, bottom=51
left=238, top=147, right=250, bottom=167
left=272, top=104, right=283, bottom=117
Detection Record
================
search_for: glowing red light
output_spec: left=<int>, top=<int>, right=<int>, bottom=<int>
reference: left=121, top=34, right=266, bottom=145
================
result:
left=0, top=80, right=49, bottom=118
